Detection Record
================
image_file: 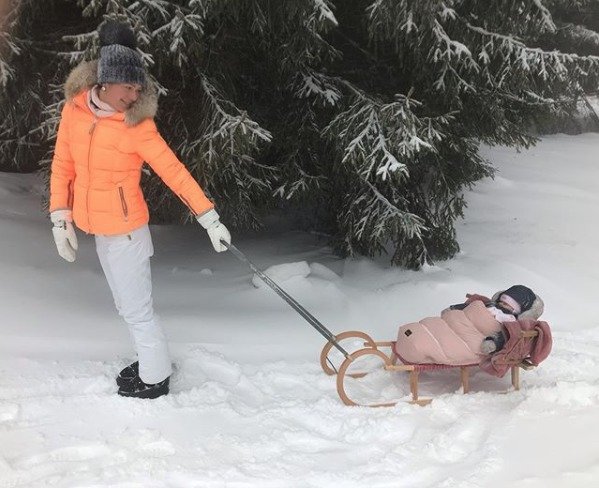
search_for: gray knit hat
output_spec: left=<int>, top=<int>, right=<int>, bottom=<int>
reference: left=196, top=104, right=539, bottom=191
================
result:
left=97, top=21, right=146, bottom=86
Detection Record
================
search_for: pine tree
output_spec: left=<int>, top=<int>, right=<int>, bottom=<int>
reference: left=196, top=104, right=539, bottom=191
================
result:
left=545, top=0, right=599, bottom=57
left=2, top=0, right=599, bottom=267
left=0, top=1, right=83, bottom=173
left=321, top=0, right=599, bottom=266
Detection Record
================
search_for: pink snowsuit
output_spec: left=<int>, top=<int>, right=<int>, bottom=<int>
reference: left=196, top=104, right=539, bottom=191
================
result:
left=394, top=300, right=504, bottom=365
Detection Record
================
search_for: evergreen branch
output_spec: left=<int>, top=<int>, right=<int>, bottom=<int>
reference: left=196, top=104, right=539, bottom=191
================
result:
left=360, top=177, right=426, bottom=240
left=531, top=0, right=557, bottom=32
left=130, top=0, right=173, bottom=21
left=558, top=23, right=599, bottom=49
left=0, top=59, right=15, bottom=87
left=313, top=0, right=338, bottom=27
left=464, top=20, right=599, bottom=63
left=431, top=19, right=477, bottom=70
left=292, top=70, right=342, bottom=106
left=62, top=31, right=97, bottom=51
left=326, top=86, right=453, bottom=182
left=273, top=165, right=326, bottom=200
left=199, top=77, right=272, bottom=151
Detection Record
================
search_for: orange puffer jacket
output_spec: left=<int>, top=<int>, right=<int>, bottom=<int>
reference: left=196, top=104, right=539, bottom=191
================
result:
left=50, top=60, right=214, bottom=235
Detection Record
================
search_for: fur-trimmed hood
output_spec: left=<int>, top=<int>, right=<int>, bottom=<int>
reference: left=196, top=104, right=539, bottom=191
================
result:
left=64, top=59, right=158, bottom=126
left=491, top=289, right=544, bottom=320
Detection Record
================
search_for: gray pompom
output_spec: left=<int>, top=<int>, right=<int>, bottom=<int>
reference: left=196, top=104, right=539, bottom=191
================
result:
left=98, top=20, right=137, bottom=49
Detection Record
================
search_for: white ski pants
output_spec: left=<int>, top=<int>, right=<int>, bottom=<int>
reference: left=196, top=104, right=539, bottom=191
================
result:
left=95, top=225, right=172, bottom=384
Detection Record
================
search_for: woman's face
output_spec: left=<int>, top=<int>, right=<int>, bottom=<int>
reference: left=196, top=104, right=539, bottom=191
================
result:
left=100, top=83, right=143, bottom=112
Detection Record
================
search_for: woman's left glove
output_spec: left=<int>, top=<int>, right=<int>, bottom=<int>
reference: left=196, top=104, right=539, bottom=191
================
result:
left=196, top=209, right=231, bottom=252
left=50, top=209, right=78, bottom=262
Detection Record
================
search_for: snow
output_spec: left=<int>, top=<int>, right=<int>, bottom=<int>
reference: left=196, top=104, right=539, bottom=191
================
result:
left=251, top=261, right=311, bottom=288
left=1, top=133, right=599, bottom=487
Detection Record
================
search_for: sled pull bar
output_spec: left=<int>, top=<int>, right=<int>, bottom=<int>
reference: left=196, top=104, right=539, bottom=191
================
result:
left=223, top=242, right=349, bottom=358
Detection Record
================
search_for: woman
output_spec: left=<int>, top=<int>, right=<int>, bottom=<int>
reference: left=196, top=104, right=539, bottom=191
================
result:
left=49, top=20, right=231, bottom=399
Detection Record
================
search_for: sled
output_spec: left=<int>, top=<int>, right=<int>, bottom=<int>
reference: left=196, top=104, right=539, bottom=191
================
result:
left=319, top=329, right=540, bottom=407
left=224, top=244, right=543, bottom=408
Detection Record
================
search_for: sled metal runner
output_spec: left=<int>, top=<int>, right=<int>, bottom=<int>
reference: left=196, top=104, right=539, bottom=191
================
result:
left=319, top=329, right=540, bottom=407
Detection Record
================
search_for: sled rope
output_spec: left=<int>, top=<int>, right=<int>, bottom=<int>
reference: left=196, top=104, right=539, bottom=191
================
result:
left=223, top=242, right=350, bottom=358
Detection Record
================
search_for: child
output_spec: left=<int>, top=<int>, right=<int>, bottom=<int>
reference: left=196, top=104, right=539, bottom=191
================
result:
left=446, top=284, right=543, bottom=354
left=480, top=285, right=542, bottom=354
left=395, top=285, right=544, bottom=366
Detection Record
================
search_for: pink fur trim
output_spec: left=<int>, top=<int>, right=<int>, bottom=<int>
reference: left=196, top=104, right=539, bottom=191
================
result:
left=499, top=294, right=521, bottom=314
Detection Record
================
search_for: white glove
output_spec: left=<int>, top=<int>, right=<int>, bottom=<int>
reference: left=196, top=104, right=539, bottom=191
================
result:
left=50, top=209, right=78, bottom=262
left=196, top=209, right=231, bottom=252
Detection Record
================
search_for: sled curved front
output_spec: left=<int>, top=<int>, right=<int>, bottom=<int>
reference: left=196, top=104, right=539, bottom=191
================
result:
left=319, top=330, right=377, bottom=376
left=336, top=347, right=399, bottom=407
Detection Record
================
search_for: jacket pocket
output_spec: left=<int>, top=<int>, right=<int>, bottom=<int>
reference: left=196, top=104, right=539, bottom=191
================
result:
left=118, top=186, right=129, bottom=221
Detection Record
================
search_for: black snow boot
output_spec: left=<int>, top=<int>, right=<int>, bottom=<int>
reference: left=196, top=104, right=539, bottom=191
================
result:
left=116, top=361, right=139, bottom=388
left=117, top=376, right=170, bottom=399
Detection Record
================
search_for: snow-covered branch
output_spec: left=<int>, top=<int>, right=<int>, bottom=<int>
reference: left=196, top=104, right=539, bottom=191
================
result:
left=326, top=89, right=452, bottom=182
left=292, top=70, right=341, bottom=106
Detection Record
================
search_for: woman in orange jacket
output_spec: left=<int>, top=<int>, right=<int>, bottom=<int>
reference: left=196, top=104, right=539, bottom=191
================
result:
left=49, top=20, right=231, bottom=399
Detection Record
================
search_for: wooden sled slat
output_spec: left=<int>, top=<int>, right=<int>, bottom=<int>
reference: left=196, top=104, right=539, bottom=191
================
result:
left=320, top=330, right=377, bottom=377
left=336, top=347, right=396, bottom=407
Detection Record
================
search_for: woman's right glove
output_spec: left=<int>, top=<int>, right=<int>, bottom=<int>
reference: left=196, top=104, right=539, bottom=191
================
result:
left=196, top=209, right=231, bottom=252
left=50, top=209, right=78, bottom=262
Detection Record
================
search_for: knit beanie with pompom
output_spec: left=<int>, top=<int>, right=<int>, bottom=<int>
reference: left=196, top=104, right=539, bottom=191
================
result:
left=97, top=20, right=146, bottom=86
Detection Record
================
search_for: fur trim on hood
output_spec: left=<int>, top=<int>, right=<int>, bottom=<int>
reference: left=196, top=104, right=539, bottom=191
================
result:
left=64, top=59, right=158, bottom=126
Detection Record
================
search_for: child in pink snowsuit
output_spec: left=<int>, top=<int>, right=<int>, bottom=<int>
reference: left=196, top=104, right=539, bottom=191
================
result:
left=477, top=285, right=543, bottom=353
left=394, top=285, right=544, bottom=365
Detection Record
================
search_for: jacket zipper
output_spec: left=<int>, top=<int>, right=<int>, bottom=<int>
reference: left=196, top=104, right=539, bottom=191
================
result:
left=118, top=186, right=129, bottom=221
left=86, top=117, right=99, bottom=231
left=179, top=194, right=197, bottom=215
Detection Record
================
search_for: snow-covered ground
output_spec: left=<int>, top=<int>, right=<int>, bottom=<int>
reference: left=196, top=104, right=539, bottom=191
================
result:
left=1, top=134, right=599, bottom=487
